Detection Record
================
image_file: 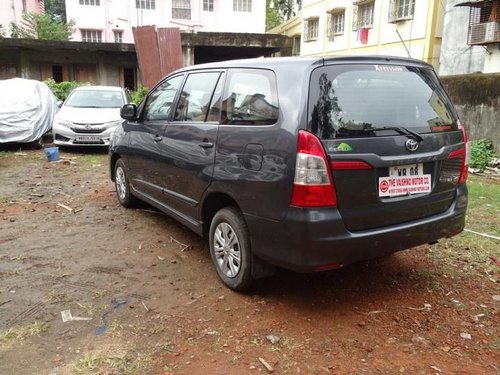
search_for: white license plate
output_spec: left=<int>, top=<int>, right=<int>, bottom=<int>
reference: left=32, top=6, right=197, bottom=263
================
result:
left=389, top=163, right=423, bottom=177
left=379, top=163, right=431, bottom=197
left=76, top=135, right=101, bottom=142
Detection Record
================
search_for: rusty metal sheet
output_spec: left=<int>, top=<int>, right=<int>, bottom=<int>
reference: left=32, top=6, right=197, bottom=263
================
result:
left=133, top=26, right=183, bottom=89
left=157, top=28, right=183, bottom=77
left=132, top=25, right=162, bottom=89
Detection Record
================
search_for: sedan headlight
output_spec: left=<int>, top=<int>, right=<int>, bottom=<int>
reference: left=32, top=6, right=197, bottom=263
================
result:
left=53, top=118, right=73, bottom=128
left=106, top=120, right=124, bottom=128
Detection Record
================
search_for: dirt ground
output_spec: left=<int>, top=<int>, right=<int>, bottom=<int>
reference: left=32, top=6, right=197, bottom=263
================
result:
left=0, top=146, right=498, bottom=375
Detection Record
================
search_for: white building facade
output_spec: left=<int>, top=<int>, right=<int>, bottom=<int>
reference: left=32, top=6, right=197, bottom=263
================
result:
left=439, top=0, right=500, bottom=75
left=66, top=0, right=266, bottom=43
left=0, top=0, right=44, bottom=36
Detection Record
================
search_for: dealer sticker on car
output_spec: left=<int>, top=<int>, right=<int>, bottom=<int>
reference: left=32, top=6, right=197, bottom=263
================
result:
left=378, top=163, right=431, bottom=197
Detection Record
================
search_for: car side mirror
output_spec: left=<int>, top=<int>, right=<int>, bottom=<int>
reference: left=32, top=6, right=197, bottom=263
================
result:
left=121, top=104, right=137, bottom=120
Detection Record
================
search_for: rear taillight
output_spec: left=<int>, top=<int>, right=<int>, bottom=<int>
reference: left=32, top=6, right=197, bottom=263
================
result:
left=290, top=130, right=336, bottom=207
left=448, top=120, right=469, bottom=185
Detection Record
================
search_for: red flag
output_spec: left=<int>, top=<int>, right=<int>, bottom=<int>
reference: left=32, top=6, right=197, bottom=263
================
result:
left=360, top=28, right=369, bottom=44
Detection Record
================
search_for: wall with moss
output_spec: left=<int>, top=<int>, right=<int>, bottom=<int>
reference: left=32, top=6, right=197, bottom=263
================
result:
left=441, top=74, right=499, bottom=152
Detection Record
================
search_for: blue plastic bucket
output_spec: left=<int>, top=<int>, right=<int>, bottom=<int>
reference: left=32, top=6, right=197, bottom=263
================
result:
left=44, top=147, right=60, bottom=162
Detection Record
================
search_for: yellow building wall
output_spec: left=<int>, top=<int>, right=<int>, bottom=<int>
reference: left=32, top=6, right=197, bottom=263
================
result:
left=297, top=0, right=443, bottom=70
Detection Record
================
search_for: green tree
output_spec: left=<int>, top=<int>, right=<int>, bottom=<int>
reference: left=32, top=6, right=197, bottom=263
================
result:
left=273, top=0, right=301, bottom=21
left=44, top=0, right=67, bottom=22
left=10, top=12, right=74, bottom=41
left=266, top=0, right=283, bottom=31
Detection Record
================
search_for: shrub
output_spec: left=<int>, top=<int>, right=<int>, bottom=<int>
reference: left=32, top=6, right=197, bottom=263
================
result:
left=470, top=139, right=497, bottom=171
left=131, top=85, right=149, bottom=105
left=44, top=79, right=89, bottom=101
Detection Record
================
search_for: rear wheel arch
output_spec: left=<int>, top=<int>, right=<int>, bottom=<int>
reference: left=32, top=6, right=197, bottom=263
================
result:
left=110, top=153, right=121, bottom=181
left=201, top=192, right=240, bottom=238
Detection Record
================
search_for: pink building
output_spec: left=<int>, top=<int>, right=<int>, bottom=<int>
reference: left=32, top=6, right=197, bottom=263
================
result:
left=66, top=0, right=266, bottom=43
left=0, top=0, right=44, bottom=36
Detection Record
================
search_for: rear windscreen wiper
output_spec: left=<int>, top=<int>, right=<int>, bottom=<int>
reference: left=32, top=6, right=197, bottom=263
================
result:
left=371, top=126, right=424, bottom=142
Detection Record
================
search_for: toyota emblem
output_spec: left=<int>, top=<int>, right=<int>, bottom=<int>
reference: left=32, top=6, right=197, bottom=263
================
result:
left=405, top=138, right=419, bottom=152
left=84, top=124, right=92, bottom=129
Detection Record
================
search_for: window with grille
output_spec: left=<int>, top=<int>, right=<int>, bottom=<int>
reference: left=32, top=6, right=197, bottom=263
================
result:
left=136, top=0, right=155, bottom=10
left=352, top=1, right=374, bottom=30
left=466, top=2, right=500, bottom=45
left=172, top=0, right=191, bottom=19
left=304, top=18, right=319, bottom=42
left=327, top=10, right=345, bottom=41
left=81, top=29, right=102, bottom=42
left=114, top=30, right=123, bottom=43
left=79, top=0, right=100, bottom=5
left=233, top=0, right=252, bottom=12
left=388, top=0, right=415, bottom=23
left=203, top=0, right=214, bottom=11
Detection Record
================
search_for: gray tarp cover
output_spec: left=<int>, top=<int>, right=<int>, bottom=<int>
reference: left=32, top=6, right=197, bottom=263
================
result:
left=0, top=78, right=57, bottom=143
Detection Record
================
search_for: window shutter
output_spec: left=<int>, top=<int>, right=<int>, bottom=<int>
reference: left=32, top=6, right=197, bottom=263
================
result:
left=388, top=0, right=395, bottom=23
left=409, top=0, right=415, bottom=19
left=304, top=21, right=309, bottom=42
left=352, top=6, right=358, bottom=31
left=327, top=14, right=334, bottom=41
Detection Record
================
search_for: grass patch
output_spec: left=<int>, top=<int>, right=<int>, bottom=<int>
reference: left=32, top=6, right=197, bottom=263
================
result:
left=0, top=195, right=16, bottom=203
left=74, top=349, right=153, bottom=374
left=429, top=175, right=499, bottom=279
left=466, top=175, right=500, bottom=236
left=74, top=153, right=107, bottom=166
left=0, top=321, right=49, bottom=349
left=484, top=338, right=500, bottom=350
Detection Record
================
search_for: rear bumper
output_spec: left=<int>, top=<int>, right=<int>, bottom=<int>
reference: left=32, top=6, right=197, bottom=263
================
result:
left=245, top=185, right=468, bottom=272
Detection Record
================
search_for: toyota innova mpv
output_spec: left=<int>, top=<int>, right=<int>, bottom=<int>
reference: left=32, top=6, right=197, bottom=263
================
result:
left=110, top=56, right=468, bottom=291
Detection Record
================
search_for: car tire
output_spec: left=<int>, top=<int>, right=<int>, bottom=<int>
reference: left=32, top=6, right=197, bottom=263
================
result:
left=114, top=159, right=138, bottom=208
left=209, top=207, right=253, bottom=292
left=31, top=138, right=43, bottom=149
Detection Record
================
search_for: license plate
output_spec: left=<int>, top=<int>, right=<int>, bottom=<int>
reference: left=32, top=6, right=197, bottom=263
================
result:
left=75, top=135, right=101, bottom=142
left=379, top=163, right=431, bottom=197
left=389, top=163, right=423, bottom=178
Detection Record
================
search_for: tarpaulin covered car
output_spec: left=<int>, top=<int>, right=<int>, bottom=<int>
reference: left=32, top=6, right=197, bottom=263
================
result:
left=0, top=78, right=57, bottom=147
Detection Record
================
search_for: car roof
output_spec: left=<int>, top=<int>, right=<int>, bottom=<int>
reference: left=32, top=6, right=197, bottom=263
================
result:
left=173, top=55, right=433, bottom=75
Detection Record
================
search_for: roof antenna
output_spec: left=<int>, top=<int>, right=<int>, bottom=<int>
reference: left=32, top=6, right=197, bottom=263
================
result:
left=395, top=29, right=411, bottom=58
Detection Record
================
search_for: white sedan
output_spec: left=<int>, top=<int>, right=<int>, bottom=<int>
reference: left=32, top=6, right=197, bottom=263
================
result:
left=52, top=86, right=131, bottom=147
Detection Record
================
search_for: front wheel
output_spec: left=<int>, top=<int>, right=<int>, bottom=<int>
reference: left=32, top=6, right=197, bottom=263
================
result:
left=114, top=158, right=138, bottom=208
left=209, top=207, right=253, bottom=291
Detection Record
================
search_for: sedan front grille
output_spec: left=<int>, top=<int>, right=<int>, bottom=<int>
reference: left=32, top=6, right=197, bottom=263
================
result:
left=70, top=127, right=105, bottom=134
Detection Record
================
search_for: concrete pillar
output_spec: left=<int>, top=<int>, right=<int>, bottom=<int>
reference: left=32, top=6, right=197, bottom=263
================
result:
left=97, top=52, right=107, bottom=85
left=19, top=50, right=30, bottom=78
left=182, top=45, right=194, bottom=67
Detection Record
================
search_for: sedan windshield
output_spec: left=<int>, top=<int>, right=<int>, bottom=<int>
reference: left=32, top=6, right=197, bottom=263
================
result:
left=66, top=90, right=124, bottom=108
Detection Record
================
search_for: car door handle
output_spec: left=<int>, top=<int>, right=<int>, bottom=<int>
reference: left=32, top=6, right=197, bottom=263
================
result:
left=199, top=142, right=214, bottom=149
left=153, top=135, right=163, bottom=143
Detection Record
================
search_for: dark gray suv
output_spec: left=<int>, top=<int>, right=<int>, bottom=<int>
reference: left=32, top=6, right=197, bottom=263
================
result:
left=110, top=56, right=468, bottom=291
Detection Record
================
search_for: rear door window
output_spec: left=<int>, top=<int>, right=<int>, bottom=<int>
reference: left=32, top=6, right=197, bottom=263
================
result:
left=308, top=65, right=458, bottom=139
left=173, top=72, right=222, bottom=122
left=221, top=69, right=279, bottom=125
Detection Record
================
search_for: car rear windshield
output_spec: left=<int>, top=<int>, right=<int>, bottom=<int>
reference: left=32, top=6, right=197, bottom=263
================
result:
left=308, top=64, right=458, bottom=139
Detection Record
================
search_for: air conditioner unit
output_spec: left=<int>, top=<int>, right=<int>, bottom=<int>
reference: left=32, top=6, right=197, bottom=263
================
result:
left=469, top=22, right=500, bottom=45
